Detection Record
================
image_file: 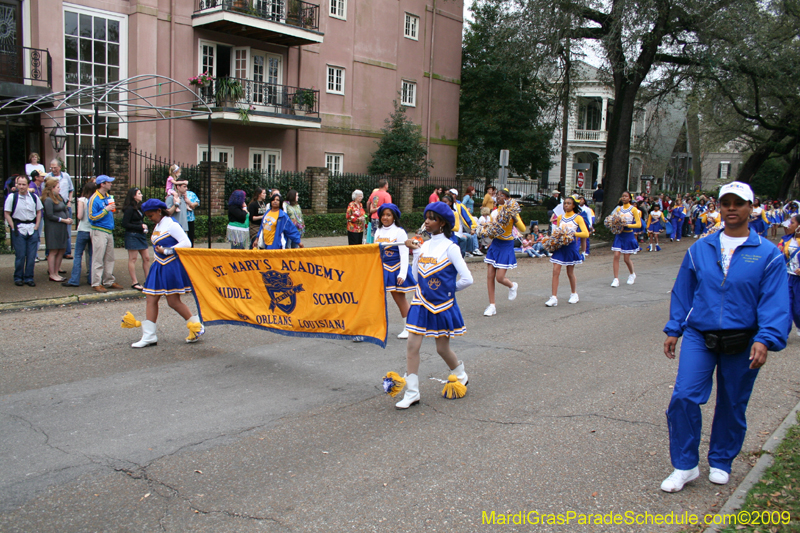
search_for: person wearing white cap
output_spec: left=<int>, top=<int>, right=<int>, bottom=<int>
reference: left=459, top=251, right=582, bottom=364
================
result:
left=660, top=181, right=791, bottom=493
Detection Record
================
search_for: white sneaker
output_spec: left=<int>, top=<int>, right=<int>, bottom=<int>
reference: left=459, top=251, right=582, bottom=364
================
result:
left=472, top=249, right=483, bottom=256
left=709, top=467, right=729, bottom=485
left=660, top=467, right=699, bottom=493
left=611, top=278, right=619, bottom=288
left=483, top=304, right=496, bottom=316
left=545, top=296, right=558, bottom=307
left=568, top=293, right=579, bottom=304
left=397, top=328, right=409, bottom=339
left=508, top=282, right=518, bottom=301
left=465, top=252, right=474, bottom=258
left=627, top=273, right=636, bottom=285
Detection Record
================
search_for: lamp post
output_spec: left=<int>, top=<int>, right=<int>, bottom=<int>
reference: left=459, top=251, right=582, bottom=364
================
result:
left=49, top=125, right=67, bottom=152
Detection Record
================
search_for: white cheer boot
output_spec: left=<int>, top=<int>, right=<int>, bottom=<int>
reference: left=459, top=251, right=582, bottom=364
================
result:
left=451, top=360, right=469, bottom=386
left=186, top=315, right=205, bottom=343
left=132, top=320, right=158, bottom=348
left=397, top=322, right=410, bottom=339
left=395, top=374, right=420, bottom=409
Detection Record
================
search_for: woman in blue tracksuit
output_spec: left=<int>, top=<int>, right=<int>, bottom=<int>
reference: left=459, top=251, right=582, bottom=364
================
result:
left=660, top=182, right=791, bottom=493
left=253, top=192, right=303, bottom=250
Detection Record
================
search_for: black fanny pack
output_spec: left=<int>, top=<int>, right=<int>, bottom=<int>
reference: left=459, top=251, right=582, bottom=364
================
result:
left=703, top=330, right=756, bottom=355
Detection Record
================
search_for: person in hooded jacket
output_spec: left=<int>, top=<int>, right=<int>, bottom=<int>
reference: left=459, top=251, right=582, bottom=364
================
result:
left=660, top=181, right=791, bottom=493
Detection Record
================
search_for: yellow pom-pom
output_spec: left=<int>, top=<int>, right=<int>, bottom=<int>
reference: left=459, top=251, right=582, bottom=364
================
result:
left=382, top=371, right=406, bottom=397
left=186, top=321, right=204, bottom=342
left=442, top=375, right=467, bottom=399
left=121, top=311, right=141, bottom=329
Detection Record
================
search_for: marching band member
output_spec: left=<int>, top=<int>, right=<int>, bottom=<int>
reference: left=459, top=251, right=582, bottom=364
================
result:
left=749, top=198, right=769, bottom=236
left=661, top=182, right=790, bottom=492
left=482, top=188, right=526, bottom=316
left=128, top=199, right=203, bottom=348
left=373, top=203, right=416, bottom=338
left=392, top=202, right=474, bottom=409
left=670, top=198, right=687, bottom=242
left=546, top=196, right=589, bottom=307
left=253, top=192, right=304, bottom=250
left=610, top=191, right=641, bottom=287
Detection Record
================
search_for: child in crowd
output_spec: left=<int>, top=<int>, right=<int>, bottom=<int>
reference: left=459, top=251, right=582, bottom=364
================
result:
left=477, top=207, right=492, bottom=253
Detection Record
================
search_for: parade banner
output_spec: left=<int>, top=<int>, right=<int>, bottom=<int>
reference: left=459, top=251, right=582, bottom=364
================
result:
left=176, top=245, right=388, bottom=347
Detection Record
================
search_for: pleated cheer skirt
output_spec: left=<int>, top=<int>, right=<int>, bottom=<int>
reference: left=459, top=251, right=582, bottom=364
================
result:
left=611, top=231, right=640, bottom=254
left=406, top=302, right=466, bottom=338
left=384, top=268, right=416, bottom=293
left=550, top=240, right=583, bottom=266
left=142, top=259, right=193, bottom=296
left=484, top=238, right=517, bottom=269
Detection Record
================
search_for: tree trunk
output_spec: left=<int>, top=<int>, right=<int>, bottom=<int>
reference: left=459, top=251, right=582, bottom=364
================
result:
left=778, top=149, right=800, bottom=199
left=601, top=82, right=639, bottom=219
left=737, top=130, right=789, bottom=183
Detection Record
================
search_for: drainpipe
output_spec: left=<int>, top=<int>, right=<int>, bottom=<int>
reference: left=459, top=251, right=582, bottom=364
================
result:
left=169, top=0, right=176, bottom=159
left=296, top=45, right=301, bottom=171
left=425, top=0, right=437, bottom=157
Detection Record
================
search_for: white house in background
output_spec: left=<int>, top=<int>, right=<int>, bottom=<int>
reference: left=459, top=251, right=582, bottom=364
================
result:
left=547, top=62, right=647, bottom=192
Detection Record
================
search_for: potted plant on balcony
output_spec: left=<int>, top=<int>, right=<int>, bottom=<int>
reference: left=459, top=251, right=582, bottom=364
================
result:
left=293, top=87, right=316, bottom=116
left=215, top=77, right=245, bottom=108
left=189, top=72, right=214, bottom=88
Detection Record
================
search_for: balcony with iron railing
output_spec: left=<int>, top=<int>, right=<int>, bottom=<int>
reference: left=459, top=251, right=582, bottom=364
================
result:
left=571, top=129, right=607, bottom=143
left=193, top=0, right=323, bottom=47
left=192, top=77, right=321, bottom=128
left=0, top=46, right=52, bottom=98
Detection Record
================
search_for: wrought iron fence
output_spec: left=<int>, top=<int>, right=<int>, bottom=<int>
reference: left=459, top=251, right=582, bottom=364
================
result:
left=224, top=168, right=312, bottom=209
left=197, top=77, right=319, bottom=118
left=128, top=148, right=210, bottom=218
left=326, top=174, right=405, bottom=211
left=194, top=0, right=320, bottom=31
left=0, top=46, right=52, bottom=88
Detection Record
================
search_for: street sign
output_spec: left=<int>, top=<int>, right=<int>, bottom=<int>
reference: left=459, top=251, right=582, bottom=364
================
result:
left=576, top=171, right=585, bottom=188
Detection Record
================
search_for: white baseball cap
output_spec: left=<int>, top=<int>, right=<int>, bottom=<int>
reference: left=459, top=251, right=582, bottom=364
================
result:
left=449, top=188, right=458, bottom=196
left=718, top=181, right=754, bottom=203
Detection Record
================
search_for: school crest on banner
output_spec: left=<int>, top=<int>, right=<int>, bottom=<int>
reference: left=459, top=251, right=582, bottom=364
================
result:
left=176, top=245, right=388, bottom=347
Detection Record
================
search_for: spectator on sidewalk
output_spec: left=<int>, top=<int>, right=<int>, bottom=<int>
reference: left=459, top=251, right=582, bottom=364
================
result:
left=46, top=159, right=74, bottom=259
left=283, top=189, right=304, bottom=249
left=185, top=186, right=200, bottom=247
left=4, top=175, right=42, bottom=286
left=63, top=182, right=96, bottom=287
left=121, top=187, right=151, bottom=291
left=29, top=170, right=45, bottom=261
left=25, top=152, right=45, bottom=179
left=592, top=184, right=604, bottom=213
left=346, top=189, right=366, bottom=245
left=88, top=175, right=123, bottom=293
left=368, top=179, right=392, bottom=241
left=482, top=186, right=496, bottom=211
left=428, top=186, right=442, bottom=204
left=166, top=179, right=190, bottom=234
left=42, top=178, right=72, bottom=282
left=226, top=190, right=249, bottom=249
left=247, top=188, right=267, bottom=245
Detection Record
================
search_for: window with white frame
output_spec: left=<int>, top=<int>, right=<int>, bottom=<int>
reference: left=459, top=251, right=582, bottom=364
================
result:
left=198, top=145, right=235, bottom=169
left=718, top=161, right=731, bottom=179
left=63, top=5, right=128, bottom=174
left=330, top=0, right=346, bottom=19
left=401, top=80, right=416, bottom=107
left=404, top=13, right=419, bottom=40
left=250, top=148, right=281, bottom=175
left=326, top=153, right=343, bottom=175
left=326, top=66, right=344, bottom=94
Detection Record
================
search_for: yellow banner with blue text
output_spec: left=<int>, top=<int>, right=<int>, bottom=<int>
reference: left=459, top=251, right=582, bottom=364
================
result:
left=175, top=245, right=388, bottom=347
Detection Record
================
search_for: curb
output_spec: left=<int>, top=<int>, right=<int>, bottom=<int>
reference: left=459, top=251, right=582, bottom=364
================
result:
left=0, top=289, right=144, bottom=312
left=702, top=399, right=800, bottom=532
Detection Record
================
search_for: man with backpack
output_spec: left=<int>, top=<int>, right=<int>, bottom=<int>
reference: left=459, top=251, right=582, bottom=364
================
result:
left=3, top=175, right=42, bottom=286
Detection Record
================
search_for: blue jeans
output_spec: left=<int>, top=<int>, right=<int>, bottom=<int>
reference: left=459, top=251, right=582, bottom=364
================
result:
left=11, top=229, right=39, bottom=282
left=67, top=230, right=92, bottom=285
left=287, top=240, right=301, bottom=249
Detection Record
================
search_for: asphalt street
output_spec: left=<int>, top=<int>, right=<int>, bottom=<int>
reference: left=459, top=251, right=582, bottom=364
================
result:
left=1, top=240, right=799, bottom=532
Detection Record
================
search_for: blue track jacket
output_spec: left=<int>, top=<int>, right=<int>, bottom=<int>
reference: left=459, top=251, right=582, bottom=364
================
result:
left=664, top=228, right=790, bottom=351
left=255, top=209, right=301, bottom=249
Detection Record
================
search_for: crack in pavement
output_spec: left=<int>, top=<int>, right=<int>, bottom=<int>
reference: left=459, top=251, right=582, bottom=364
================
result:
left=545, top=412, right=663, bottom=428
left=6, top=413, right=74, bottom=457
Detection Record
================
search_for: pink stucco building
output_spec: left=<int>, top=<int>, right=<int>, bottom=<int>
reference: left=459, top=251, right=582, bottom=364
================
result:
left=4, top=0, right=462, bottom=176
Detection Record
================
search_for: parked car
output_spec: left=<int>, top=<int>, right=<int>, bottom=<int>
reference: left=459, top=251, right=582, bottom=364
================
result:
left=517, top=193, right=541, bottom=207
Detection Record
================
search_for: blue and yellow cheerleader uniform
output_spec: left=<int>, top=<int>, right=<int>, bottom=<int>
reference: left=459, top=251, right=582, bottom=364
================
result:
left=484, top=205, right=527, bottom=269
left=611, top=204, right=642, bottom=253
left=406, top=233, right=474, bottom=338
left=374, top=223, right=416, bottom=293
left=550, top=212, right=589, bottom=266
left=142, top=217, right=192, bottom=296
left=647, top=210, right=666, bottom=233
left=701, top=209, right=721, bottom=231
left=749, top=206, right=769, bottom=236
left=693, top=204, right=707, bottom=236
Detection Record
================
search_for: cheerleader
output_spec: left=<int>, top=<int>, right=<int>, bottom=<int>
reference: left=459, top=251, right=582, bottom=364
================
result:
left=749, top=198, right=769, bottom=236
left=373, top=203, right=416, bottom=338
left=670, top=199, right=687, bottom=242
left=253, top=192, right=304, bottom=250
left=780, top=214, right=800, bottom=336
left=701, top=202, right=721, bottom=231
left=546, top=196, right=589, bottom=307
left=692, top=199, right=708, bottom=237
left=392, top=202, right=474, bottom=409
left=610, top=191, right=642, bottom=287
left=647, top=205, right=666, bottom=252
left=130, top=199, right=203, bottom=348
left=768, top=203, right=781, bottom=238
left=483, top=188, right=527, bottom=317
